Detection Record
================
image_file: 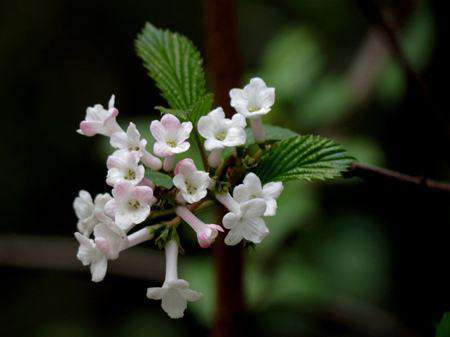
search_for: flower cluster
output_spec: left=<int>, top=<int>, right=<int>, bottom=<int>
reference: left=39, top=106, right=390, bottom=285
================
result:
left=73, top=77, right=282, bottom=318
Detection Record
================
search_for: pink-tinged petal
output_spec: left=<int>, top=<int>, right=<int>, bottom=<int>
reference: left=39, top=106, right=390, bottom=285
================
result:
left=174, top=158, right=196, bottom=175
left=161, top=114, right=181, bottom=133
left=207, top=224, right=224, bottom=232
left=112, top=181, right=132, bottom=201
left=131, top=186, right=154, bottom=203
left=104, top=200, right=116, bottom=218
left=74, top=232, right=91, bottom=246
left=79, top=121, right=102, bottom=136
left=106, top=154, right=126, bottom=169
left=177, top=122, right=193, bottom=141
left=150, top=120, right=167, bottom=142
left=171, top=142, right=190, bottom=154
left=142, top=151, right=162, bottom=170
left=108, top=94, right=115, bottom=109
left=127, top=122, right=141, bottom=142
left=154, top=142, right=173, bottom=157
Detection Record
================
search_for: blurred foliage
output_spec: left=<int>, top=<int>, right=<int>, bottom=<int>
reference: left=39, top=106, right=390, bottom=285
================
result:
left=436, top=313, right=450, bottom=337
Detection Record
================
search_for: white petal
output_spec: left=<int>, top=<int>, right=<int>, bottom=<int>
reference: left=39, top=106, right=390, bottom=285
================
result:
left=204, top=138, right=224, bottom=151
left=110, top=131, right=128, bottom=149
left=224, top=228, right=243, bottom=246
left=90, top=257, right=107, bottom=282
left=222, top=212, right=239, bottom=229
left=262, top=181, right=284, bottom=199
left=243, top=173, right=263, bottom=194
left=223, top=127, right=246, bottom=147
left=161, top=289, right=187, bottom=319
left=181, top=289, right=202, bottom=302
left=241, top=199, right=266, bottom=218
left=232, top=184, right=251, bottom=204
left=241, top=217, right=269, bottom=244
left=146, top=287, right=166, bottom=300
left=264, top=199, right=277, bottom=217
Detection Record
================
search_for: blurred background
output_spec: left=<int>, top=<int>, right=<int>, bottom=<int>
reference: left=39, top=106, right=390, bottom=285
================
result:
left=1, top=0, right=449, bottom=336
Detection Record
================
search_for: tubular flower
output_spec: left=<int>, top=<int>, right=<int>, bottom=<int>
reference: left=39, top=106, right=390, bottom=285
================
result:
left=229, top=78, right=275, bottom=143
left=197, top=107, right=247, bottom=167
left=93, top=222, right=128, bottom=259
left=74, top=232, right=108, bottom=282
left=173, top=159, right=210, bottom=204
left=150, top=114, right=192, bottom=171
left=233, top=172, right=283, bottom=216
left=146, top=241, right=202, bottom=318
left=106, top=151, right=145, bottom=186
left=105, top=181, right=156, bottom=232
left=78, top=95, right=123, bottom=137
left=73, top=190, right=112, bottom=236
left=216, top=192, right=269, bottom=246
left=175, top=206, right=223, bottom=248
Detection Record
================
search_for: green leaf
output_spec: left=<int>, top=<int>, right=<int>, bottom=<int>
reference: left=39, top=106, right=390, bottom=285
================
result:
left=254, top=135, right=354, bottom=183
left=188, top=93, right=214, bottom=125
left=436, top=312, right=450, bottom=337
left=154, top=106, right=188, bottom=120
left=144, top=170, right=173, bottom=189
left=135, top=23, right=206, bottom=110
left=246, top=124, right=298, bottom=145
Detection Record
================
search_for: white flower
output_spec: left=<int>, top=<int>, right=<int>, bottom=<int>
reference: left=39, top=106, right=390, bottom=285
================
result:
left=197, top=107, right=246, bottom=151
left=150, top=114, right=192, bottom=157
left=74, top=232, right=108, bottom=282
left=175, top=206, right=223, bottom=248
left=78, top=95, right=123, bottom=137
left=110, top=122, right=147, bottom=155
left=73, top=191, right=113, bottom=236
left=105, top=181, right=156, bottom=232
left=229, top=78, right=275, bottom=119
left=173, top=159, right=210, bottom=204
left=146, top=241, right=202, bottom=318
left=233, top=172, right=283, bottom=216
left=106, top=151, right=145, bottom=186
left=93, top=222, right=128, bottom=259
left=215, top=192, right=269, bottom=246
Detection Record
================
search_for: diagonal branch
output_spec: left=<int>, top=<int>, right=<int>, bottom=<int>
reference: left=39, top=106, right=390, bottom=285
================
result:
left=345, top=162, right=450, bottom=193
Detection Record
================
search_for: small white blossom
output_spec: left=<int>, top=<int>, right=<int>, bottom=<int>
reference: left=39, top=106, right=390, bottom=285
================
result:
left=215, top=192, right=269, bottom=246
left=173, top=159, right=210, bottom=204
left=78, top=95, right=123, bottom=137
left=150, top=114, right=192, bottom=157
left=229, top=78, right=275, bottom=119
left=73, top=191, right=113, bottom=236
left=110, top=122, right=147, bottom=155
left=146, top=241, right=202, bottom=318
left=233, top=172, right=283, bottom=216
left=197, top=107, right=246, bottom=151
left=74, top=232, right=108, bottom=282
left=105, top=181, right=156, bottom=232
left=106, top=151, right=145, bottom=186
left=175, top=206, right=223, bottom=248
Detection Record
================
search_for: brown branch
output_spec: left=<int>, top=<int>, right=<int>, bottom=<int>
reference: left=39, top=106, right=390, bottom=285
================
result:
left=203, top=1, right=245, bottom=337
left=0, top=235, right=164, bottom=280
left=346, top=162, right=450, bottom=192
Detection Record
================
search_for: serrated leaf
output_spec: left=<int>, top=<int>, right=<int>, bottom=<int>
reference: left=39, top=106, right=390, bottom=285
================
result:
left=155, top=106, right=188, bottom=120
left=246, top=124, right=298, bottom=145
left=254, top=135, right=354, bottom=183
left=145, top=170, right=173, bottom=189
left=188, top=93, right=214, bottom=125
left=135, top=23, right=206, bottom=110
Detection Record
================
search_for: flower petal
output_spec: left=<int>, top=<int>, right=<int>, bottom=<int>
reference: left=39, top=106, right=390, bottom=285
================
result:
left=161, top=288, right=187, bottom=319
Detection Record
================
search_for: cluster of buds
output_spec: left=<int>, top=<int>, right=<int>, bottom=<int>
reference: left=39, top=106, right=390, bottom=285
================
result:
left=73, top=77, right=283, bottom=318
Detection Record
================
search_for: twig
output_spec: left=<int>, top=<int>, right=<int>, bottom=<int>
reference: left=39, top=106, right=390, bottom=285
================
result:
left=345, top=162, right=450, bottom=192
left=0, top=235, right=164, bottom=281
left=203, top=1, right=245, bottom=337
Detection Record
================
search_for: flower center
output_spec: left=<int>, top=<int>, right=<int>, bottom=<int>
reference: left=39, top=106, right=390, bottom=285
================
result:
left=128, top=145, right=140, bottom=151
left=166, top=139, right=177, bottom=147
left=215, top=130, right=227, bottom=141
left=247, top=104, right=260, bottom=112
left=185, top=181, right=198, bottom=195
left=127, top=199, right=140, bottom=210
left=125, top=168, right=136, bottom=180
